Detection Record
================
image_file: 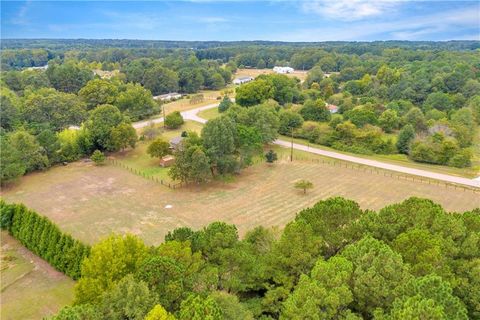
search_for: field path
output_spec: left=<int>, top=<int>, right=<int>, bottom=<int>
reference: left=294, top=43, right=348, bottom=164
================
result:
left=133, top=102, right=480, bottom=188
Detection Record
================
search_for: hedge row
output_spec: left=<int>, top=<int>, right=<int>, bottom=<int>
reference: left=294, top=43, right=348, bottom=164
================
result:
left=0, top=200, right=90, bottom=280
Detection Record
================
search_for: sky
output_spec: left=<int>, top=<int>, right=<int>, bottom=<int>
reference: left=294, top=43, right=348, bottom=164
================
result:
left=1, top=1, right=479, bottom=41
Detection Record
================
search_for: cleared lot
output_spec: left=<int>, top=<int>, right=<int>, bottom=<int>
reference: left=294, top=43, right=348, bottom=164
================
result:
left=2, top=146, right=478, bottom=246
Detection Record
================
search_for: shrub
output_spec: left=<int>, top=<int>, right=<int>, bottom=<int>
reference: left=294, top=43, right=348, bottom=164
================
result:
left=165, top=111, right=184, bottom=129
left=90, top=150, right=106, bottom=165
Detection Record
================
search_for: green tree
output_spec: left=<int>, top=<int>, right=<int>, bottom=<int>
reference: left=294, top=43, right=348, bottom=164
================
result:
left=179, top=295, right=223, bottom=320
left=100, top=275, right=157, bottom=320
left=110, top=122, right=137, bottom=151
left=143, top=65, right=179, bottom=96
left=281, top=257, right=358, bottom=320
left=79, top=79, right=119, bottom=110
left=265, top=150, right=278, bottom=163
left=390, top=275, right=468, bottom=320
left=169, top=145, right=211, bottom=184
left=379, top=109, right=399, bottom=133
left=52, top=304, right=100, bottom=320
left=210, top=291, right=253, bottom=320
left=294, top=180, right=313, bottom=194
left=22, top=88, right=87, bottom=131
left=145, top=305, right=176, bottom=320
left=147, top=138, right=170, bottom=159
left=165, top=111, right=184, bottom=129
left=57, top=128, right=83, bottom=162
left=235, top=104, right=280, bottom=143
left=74, top=234, right=148, bottom=304
left=136, top=256, right=186, bottom=311
left=9, top=130, right=49, bottom=172
left=396, top=124, right=415, bottom=154
left=46, top=62, right=93, bottom=93
left=304, top=66, right=323, bottom=88
left=344, top=105, right=378, bottom=127
left=0, top=87, right=21, bottom=131
left=218, top=96, right=233, bottom=113
left=116, top=83, right=156, bottom=121
left=299, top=99, right=331, bottom=122
left=37, top=129, right=61, bottom=164
left=90, top=150, right=106, bottom=165
left=202, top=117, right=237, bottom=174
left=235, top=79, right=274, bottom=107
left=0, top=136, right=26, bottom=184
left=340, top=236, right=412, bottom=317
left=279, top=110, right=304, bottom=135
left=84, top=104, right=124, bottom=151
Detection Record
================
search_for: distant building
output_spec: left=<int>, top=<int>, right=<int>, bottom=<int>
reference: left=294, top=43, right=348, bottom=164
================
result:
left=154, top=92, right=182, bottom=101
left=233, top=76, right=254, bottom=85
left=159, top=155, right=175, bottom=167
left=169, top=136, right=184, bottom=150
left=273, top=66, right=294, bottom=74
left=26, top=65, right=48, bottom=71
left=326, top=104, right=339, bottom=113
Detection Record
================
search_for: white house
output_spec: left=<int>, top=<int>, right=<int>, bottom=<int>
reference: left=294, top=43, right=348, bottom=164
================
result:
left=233, top=76, right=253, bottom=85
left=154, top=92, right=182, bottom=101
left=326, top=104, right=339, bottom=113
left=273, top=66, right=294, bottom=74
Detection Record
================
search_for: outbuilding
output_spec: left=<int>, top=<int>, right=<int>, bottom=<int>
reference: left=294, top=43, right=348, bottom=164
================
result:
left=233, top=76, right=254, bottom=85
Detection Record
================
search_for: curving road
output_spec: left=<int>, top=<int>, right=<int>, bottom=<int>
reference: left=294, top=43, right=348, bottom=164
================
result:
left=134, top=102, right=480, bottom=188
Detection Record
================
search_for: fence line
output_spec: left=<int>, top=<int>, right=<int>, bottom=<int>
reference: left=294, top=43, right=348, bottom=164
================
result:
left=108, top=159, right=184, bottom=190
left=278, top=155, right=480, bottom=194
left=108, top=157, right=479, bottom=194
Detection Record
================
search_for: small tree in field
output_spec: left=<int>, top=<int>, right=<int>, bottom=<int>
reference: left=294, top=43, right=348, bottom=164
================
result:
left=91, top=150, right=106, bottom=166
left=265, top=150, right=278, bottom=164
left=165, top=111, right=184, bottom=129
left=294, top=179, right=313, bottom=194
left=147, top=138, right=170, bottom=160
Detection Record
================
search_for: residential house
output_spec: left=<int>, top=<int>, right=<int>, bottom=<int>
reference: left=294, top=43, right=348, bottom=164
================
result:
left=233, top=76, right=254, bottom=85
left=273, top=66, right=294, bottom=74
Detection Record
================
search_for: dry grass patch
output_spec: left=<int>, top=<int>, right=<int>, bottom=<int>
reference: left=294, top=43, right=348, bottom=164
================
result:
left=2, top=145, right=478, bottom=247
left=0, top=232, right=74, bottom=320
left=235, top=68, right=308, bottom=82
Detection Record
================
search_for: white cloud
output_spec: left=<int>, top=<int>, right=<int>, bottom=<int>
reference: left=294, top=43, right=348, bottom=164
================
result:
left=301, top=0, right=403, bottom=21
left=278, top=5, right=480, bottom=41
left=11, top=0, right=32, bottom=25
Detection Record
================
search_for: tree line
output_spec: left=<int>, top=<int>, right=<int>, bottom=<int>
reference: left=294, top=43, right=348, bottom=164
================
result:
left=0, top=201, right=90, bottom=279
left=24, top=196, right=477, bottom=319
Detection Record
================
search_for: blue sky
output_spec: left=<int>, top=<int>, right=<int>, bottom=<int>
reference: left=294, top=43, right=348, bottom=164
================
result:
left=1, top=1, right=479, bottom=41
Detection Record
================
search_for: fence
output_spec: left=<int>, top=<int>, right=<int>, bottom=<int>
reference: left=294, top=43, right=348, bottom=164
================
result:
left=278, top=155, right=480, bottom=195
left=109, top=156, right=480, bottom=194
left=108, top=159, right=185, bottom=190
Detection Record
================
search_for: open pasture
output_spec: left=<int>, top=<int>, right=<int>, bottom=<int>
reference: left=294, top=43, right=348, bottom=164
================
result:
left=0, top=232, right=74, bottom=320
left=235, top=68, right=308, bottom=82
left=2, top=145, right=478, bottom=246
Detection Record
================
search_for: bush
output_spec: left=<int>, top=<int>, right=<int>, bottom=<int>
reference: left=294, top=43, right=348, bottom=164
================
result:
left=218, top=96, right=233, bottom=113
left=165, top=111, right=184, bottom=129
left=0, top=201, right=89, bottom=279
left=90, top=150, right=106, bottom=165
left=448, top=149, right=472, bottom=168
left=265, top=150, right=278, bottom=163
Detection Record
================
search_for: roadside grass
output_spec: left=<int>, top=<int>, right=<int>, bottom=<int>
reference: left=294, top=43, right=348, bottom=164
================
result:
left=198, top=107, right=220, bottom=120
left=1, top=231, right=74, bottom=320
left=182, top=103, right=478, bottom=178
left=280, top=134, right=480, bottom=178
left=2, top=144, right=478, bottom=247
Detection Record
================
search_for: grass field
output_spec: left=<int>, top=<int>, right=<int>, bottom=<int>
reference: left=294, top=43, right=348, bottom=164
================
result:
left=119, top=121, right=204, bottom=183
left=1, top=232, right=74, bottom=320
left=2, top=144, right=478, bottom=246
left=235, top=68, right=308, bottom=82
left=156, top=89, right=230, bottom=117
left=198, top=106, right=220, bottom=120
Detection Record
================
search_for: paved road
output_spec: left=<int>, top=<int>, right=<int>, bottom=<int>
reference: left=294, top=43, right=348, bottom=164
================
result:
left=133, top=102, right=480, bottom=188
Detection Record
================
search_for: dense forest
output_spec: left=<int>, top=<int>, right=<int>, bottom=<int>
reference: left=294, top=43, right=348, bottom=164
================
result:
left=1, top=40, right=479, bottom=186
left=2, top=197, right=479, bottom=319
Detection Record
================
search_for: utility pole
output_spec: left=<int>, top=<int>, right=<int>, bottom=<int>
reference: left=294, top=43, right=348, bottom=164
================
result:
left=162, top=105, right=166, bottom=129
left=290, top=127, right=294, bottom=162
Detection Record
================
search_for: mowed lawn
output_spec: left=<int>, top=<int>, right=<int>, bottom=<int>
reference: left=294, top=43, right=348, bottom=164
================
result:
left=2, top=145, right=479, bottom=246
left=115, top=121, right=204, bottom=183
left=1, top=232, right=74, bottom=320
